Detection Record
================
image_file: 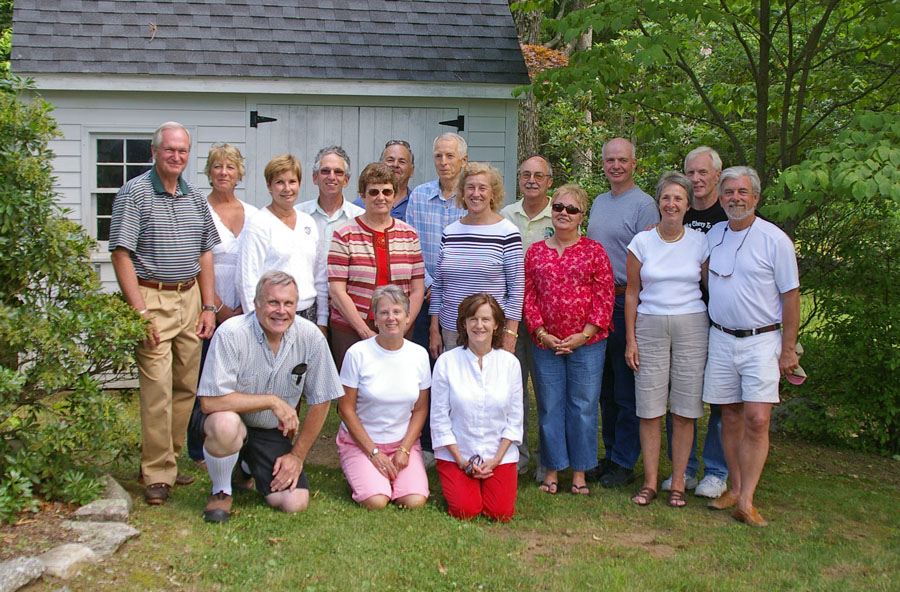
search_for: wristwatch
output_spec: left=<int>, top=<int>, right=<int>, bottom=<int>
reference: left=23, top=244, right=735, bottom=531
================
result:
left=201, top=305, right=216, bottom=312
left=368, top=447, right=379, bottom=458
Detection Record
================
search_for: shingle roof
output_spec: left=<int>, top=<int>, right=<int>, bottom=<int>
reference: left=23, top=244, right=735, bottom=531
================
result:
left=11, top=0, right=529, bottom=85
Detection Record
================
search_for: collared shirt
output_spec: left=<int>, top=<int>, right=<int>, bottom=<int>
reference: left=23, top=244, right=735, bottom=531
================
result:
left=430, top=347, right=523, bottom=465
left=295, top=197, right=365, bottom=266
left=352, top=188, right=411, bottom=222
left=197, top=312, right=342, bottom=430
left=500, top=198, right=554, bottom=253
left=108, top=168, right=219, bottom=282
left=406, top=179, right=466, bottom=288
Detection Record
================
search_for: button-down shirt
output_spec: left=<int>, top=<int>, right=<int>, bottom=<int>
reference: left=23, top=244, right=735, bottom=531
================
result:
left=296, top=197, right=365, bottom=268
left=197, top=313, right=342, bottom=430
left=430, top=347, right=523, bottom=465
left=406, top=179, right=466, bottom=288
left=500, top=199, right=554, bottom=253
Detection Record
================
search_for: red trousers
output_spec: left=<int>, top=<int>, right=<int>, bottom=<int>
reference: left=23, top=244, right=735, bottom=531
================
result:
left=436, top=460, right=518, bottom=522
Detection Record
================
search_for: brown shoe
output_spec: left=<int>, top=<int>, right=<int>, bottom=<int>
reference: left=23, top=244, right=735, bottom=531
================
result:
left=708, top=489, right=739, bottom=510
left=144, top=483, right=170, bottom=505
left=733, top=505, right=768, bottom=527
left=203, top=492, right=233, bottom=523
left=232, top=466, right=255, bottom=493
left=138, top=472, right=194, bottom=486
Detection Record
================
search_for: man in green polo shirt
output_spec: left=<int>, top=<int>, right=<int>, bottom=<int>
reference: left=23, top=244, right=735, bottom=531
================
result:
left=109, top=121, right=220, bottom=505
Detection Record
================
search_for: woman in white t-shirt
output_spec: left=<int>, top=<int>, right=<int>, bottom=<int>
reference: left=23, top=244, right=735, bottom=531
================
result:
left=336, top=284, right=431, bottom=509
left=625, top=172, right=710, bottom=509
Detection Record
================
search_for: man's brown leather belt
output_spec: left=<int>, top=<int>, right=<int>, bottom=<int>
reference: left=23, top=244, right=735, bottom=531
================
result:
left=137, top=278, right=196, bottom=291
left=711, top=321, right=781, bottom=338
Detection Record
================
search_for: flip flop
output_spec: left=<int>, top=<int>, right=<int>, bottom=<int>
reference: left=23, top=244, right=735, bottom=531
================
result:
left=539, top=481, right=558, bottom=495
left=631, top=486, right=657, bottom=506
left=571, top=484, right=590, bottom=496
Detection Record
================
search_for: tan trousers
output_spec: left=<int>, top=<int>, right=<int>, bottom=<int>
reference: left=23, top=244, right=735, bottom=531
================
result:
left=136, top=282, right=202, bottom=486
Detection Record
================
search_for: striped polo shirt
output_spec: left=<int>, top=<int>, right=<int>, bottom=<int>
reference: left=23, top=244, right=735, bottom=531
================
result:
left=108, top=168, right=219, bottom=282
left=429, top=218, right=524, bottom=331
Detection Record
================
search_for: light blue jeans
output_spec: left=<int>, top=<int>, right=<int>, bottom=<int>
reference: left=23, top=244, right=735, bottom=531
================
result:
left=533, top=339, right=607, bottom=472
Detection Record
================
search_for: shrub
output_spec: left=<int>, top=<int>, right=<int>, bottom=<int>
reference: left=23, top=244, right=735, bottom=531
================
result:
left=0, top=76, right=146, bottom=523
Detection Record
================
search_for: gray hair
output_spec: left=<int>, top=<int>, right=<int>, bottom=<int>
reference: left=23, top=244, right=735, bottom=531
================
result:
left=371, top=284, right=409, bottom=315
left=520, top=155, right=553, bottom=178
left=313, top=145, right=351, bottom=179
left=381, top=139, right=415, bottom=166
left=254, top=271, right=298, bottom=307
left=656, top=171, right=695, bottom=208
left=684, top=146, right=723, bottom=173
left=433, top=132, right=468, bottom=159
left=718, top=166, right=761, bottom=197
left=601, top=137, right=635, bottom=160
left=152, top=121, right=191, bottom=149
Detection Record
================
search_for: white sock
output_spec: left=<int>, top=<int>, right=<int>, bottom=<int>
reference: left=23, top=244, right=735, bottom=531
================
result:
left=204, top=447, right=238, bottom=496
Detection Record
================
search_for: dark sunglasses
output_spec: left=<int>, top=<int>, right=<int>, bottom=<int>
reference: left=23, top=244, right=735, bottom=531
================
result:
left=551, top=203, right=582, bottom=215
left=319, top=167, right=345, bottom=177
left=464, top=454, right=483, bottom=476
left=385, top=139, right=411, bottom=149
left=291, top=363, right=308, bottom=385
left=367, top=187, right=395, bottom=197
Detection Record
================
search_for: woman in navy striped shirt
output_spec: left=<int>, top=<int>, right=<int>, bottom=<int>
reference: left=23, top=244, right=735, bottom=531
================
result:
left=429, top=163, right=524, bottom=359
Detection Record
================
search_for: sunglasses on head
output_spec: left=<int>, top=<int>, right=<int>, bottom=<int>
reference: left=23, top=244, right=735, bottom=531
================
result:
left=367, top=187, right=395, bottom=197
left=551, top=203, right=582, bottom=214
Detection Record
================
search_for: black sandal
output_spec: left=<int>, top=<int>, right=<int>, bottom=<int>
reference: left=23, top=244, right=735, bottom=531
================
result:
left=631, top=486, right=657, bottom=506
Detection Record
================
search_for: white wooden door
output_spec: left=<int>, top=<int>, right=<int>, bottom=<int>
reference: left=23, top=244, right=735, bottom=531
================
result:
left=247, top=105, right=460, bottom=207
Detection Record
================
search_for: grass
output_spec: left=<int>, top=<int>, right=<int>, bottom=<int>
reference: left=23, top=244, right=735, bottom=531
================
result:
left=19, top=395, right=900, bottom=592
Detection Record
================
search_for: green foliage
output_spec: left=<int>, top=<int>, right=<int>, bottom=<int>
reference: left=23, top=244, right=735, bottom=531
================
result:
left=766, top=111, right=900, bottom=453
left=0, top=75, right=146, bottom=523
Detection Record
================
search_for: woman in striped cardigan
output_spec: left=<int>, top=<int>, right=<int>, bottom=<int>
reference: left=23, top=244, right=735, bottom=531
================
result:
left=327, top=162, right=425, bottom=371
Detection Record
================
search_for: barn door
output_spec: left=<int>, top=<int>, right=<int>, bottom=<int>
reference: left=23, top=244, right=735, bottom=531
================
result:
left=247, top=105, right=460, bottom=207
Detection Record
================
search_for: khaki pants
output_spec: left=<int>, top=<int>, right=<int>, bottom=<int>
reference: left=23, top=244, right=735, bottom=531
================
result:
left=136, top=282, right=202, bottom=485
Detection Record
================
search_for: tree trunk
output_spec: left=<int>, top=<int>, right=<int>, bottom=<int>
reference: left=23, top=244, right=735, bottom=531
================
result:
left=512, top=3, right=543, bottom=164
left=570, top=0, right=593, bottom=179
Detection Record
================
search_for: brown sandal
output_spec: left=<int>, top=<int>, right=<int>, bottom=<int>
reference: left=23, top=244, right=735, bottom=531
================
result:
left=668, top=489, right=687, bottom=508
left=631, top=486, right=657, bottom=506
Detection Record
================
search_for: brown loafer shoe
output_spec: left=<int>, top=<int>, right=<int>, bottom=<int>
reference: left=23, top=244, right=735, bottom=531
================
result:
left=203, top=491, right=233, bottom=523
left=138, top=472, right=194, bottom=486
left=144, top=483, right=170, bottom=505
left=708, top=489, right=739, bottom=510
left=733, top=505, right=768, bottom=527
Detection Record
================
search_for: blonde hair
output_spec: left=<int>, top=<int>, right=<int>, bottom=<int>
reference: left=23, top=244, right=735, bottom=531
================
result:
left=264, top=154, right=302, bottom=185
left=455, top=162, right=505, bottom=211
left=551, top=184, right=588, bottom=213
left=204, top=143, right=246, bottom=182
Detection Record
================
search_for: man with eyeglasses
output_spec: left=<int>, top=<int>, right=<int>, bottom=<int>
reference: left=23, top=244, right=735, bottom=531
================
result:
left=406, top=132, right=469, bottom=465
left=197, top=271, right=342, bottom=523
left=500, top=155, right=554, bottom=477
left=703, top=166, right=799, bottom=527
left=353, top=140, right=416, bottom=221
left=659, top=146, right=730, bottom=499
left=585, top=137, right=660, bottom=488
left=296, top=145, right=365, bottom=274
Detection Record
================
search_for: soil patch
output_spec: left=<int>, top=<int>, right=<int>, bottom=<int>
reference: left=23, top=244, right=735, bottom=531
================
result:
left=305, top=429, right=340, bottom=469
left=0, top=501, right=80, bottom=561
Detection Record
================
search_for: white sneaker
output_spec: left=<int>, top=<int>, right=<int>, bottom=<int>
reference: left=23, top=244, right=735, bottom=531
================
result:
left=660, top=473, right=698, bottom=491
left=422, top=451, right=435, bottom=469
left=694, top=475, right=728, bottom=498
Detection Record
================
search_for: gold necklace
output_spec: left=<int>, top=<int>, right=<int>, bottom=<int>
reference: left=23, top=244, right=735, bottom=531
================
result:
left=657, top=225, right=685, bottom=243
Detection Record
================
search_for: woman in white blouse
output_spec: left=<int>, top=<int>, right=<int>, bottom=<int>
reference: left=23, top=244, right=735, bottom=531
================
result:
left=625, top=172, right=710, bottom=508
left=237, top=154, right=328, bottom=328
left=336, top=284, right=431, bottom=509
left=431, top=292, right=524, bottom=522
left=187, top=144, right=258, bottom=464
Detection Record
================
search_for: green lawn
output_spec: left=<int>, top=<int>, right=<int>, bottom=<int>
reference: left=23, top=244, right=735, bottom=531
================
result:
left=22, top=399, right=900, bottom=592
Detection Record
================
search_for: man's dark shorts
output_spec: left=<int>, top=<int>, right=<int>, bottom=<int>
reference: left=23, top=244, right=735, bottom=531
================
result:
left=191, top=409, right=309, bottom=497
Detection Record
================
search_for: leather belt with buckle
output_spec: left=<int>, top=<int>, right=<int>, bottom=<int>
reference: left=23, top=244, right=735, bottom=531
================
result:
left=137, top=278, right=196, bottom=292
left=711, top=321, right=781, bottom=338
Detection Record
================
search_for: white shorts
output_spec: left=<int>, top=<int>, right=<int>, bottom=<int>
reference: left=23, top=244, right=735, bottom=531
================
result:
left=702, top=326, right=781, bottom=405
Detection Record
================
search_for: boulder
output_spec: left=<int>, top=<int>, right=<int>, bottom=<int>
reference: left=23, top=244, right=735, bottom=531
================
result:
left=0, top=557, right=45, bottom=592
left=61, top=520, right=139, bottom=558
left=73, top=498, right=129, bottom=523
left=37, top=544, right=98, bottom=579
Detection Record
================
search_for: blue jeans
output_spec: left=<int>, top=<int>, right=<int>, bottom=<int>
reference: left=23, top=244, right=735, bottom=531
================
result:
left=665, top=404, right=728, bottom=480
left=599, top=295, right=641, bottom=469
left=533, top=339, right=606, bottom=472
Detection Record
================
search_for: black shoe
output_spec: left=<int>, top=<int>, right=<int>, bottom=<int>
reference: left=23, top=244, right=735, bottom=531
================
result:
left=585, top=458, right=614, bottom=482
left=232, top=466, right=255, bottom=493
left=600, top=463, right=635, bottom=488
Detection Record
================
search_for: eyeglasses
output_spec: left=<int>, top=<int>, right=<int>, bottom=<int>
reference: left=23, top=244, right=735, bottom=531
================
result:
left=519, top=171, right=549, bottom=181
left=290, top=363, right=308, bottom=385
left=551, top=203, right=582, bottom=215
left=709, top=224, right=753, bottom=278
left=385, top=139, right=411, bottom=149
left=319, top=167, right=345, bottom=178
left=366, top=187, right=395, bottom=197
left=464, top=454, right=483, bottom=476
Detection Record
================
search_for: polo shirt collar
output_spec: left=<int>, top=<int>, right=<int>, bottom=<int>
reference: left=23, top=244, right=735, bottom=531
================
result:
left=509, top=198, right=552, bottom=221
left=150, top=167, right=190, bottom=196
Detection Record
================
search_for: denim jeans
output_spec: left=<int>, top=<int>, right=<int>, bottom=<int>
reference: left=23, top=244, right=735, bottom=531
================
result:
left=665, top=404, right=728, bottom=480
left=533, top=339, right=607, bottom=472
left=599, top=295, right=642, bottom=469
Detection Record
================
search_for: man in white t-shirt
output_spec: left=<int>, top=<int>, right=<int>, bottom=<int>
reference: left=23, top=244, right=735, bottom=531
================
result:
left=703, top=166, right=800, bottom=527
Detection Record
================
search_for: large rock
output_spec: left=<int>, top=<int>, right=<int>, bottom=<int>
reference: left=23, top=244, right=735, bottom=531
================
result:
left=0, top=557, right=45, bottom=592
left=37, top=544, right=98, bottom=579
left=102, top=474, right=133, bottom=513
left=73, top=498, right=129, bottom=522
left=61, top=521, right=139, bottom=558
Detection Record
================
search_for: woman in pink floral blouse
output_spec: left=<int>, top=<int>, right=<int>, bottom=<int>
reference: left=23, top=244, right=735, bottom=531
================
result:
left=523, top=184, right=615, bottom=496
